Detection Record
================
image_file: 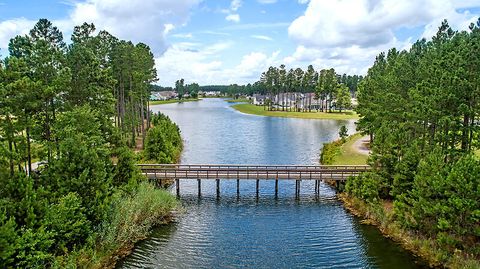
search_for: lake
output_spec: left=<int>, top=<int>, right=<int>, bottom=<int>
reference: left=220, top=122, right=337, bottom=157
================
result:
left=118, top=98, right=426, bottom=269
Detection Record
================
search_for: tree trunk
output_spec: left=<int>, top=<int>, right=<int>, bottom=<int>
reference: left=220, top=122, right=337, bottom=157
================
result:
left=26, top=124, right=32, bottom=176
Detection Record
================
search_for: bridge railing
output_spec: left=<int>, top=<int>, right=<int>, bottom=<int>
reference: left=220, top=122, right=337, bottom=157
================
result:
left=137, top=164, right=370, bottom=180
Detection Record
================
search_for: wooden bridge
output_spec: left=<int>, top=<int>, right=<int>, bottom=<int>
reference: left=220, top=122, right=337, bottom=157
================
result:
left=138, top=164, right=370, bottom=197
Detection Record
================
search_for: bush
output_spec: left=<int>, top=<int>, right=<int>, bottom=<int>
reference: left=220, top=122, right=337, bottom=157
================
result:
left=43, top=193, right=91, bottom=255
left=320, top=140, right=343, bottom=165
left=113, top=146, right=143, bottom=191
left=144, top=112, right=182, bottom=163
left=345, top=172, right=385, bottom=202
left=0, top=210, right=19, bottom=266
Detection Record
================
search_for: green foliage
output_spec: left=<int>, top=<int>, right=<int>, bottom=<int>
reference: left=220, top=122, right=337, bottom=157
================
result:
left=113, top=146, right=143, bottom=191
left=15, top=226, right=55, bottom=268
left=43, top=193, right=91, bottom=255
left=0, top=18, right=177, bottom=269
left=42, top=106, right=113, bottom=225
left=99, top=182, right=178, bottom=250
left=144, top=112, right=182, bottom=163
left=320, top=140, right=343, bottom=165
left=0, top=210, right=19, bottom=265
left=339, top=125, right=348, bottom=142
left=345, top=172, right=385, bottom=202
left=352, top=19, right=480, bottom=260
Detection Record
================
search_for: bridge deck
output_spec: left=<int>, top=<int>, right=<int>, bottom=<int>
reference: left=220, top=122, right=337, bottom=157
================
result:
left=138, top=164, right=369, bottom=181
left=138, top=164, right=370, bottom=197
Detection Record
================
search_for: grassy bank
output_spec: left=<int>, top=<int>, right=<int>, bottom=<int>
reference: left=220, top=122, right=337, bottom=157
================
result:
left=320, top=133, right=368, bottom=165
left=149, top=98, right=199, bottom=105
left=339, top=193, right=480, bottom=269
left=226, top=98, right=250, bottom=103
left=232, top=103, right=359, bottom=120
left=67, top=182, right=178, bottom=268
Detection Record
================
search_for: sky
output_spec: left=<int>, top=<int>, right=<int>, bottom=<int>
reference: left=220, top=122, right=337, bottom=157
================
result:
left=1, top=0, right=480, bottom=86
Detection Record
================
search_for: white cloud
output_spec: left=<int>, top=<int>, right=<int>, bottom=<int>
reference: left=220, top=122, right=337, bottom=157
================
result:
left=66, top=0, right=201, bottom=53
left=251, top=34, right=273, bottom=41
left=171, top=33, right=193, bottom=38
left=298, top=0, right=309, bottom=4
left=155, top=41, right=280, bottom=86
left=286, top=0, right=480, bottom=75
left=230, top=0, right=242, bottom=11
left=226, top=14, right=240, bottom=23
left=0, top=18, right=36, bottom=50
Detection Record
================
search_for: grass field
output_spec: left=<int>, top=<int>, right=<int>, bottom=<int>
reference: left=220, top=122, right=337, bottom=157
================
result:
left=231, top=103, right=359, bottom=120
left=331, top=133, right=369, bottom=165
left=149, top=98, right=200, bottom=105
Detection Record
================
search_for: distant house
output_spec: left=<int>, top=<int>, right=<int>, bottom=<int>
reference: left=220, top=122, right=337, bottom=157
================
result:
left=253, top=94, right=266, bottom=105
left=205, top=91, right=221, bottom=97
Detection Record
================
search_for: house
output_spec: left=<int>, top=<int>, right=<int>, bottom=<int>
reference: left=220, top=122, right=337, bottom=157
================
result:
left=253, top=94, right=266, bottom=105
left=160, top=91, right=178, bottom=100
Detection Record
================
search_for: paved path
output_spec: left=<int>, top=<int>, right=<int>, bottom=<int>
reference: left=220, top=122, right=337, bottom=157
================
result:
left=352, top=135, right=371, bottom=156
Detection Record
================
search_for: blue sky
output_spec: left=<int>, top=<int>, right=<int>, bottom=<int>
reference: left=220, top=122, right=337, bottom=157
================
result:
left=1, top=0, right=480, bottom=86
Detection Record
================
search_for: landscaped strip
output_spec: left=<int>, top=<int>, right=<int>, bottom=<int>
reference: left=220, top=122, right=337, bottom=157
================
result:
left=149, top=98, right=200, bottom=105
left=231, top=103, right=359, bottom=120
left=225, top=98, right=250, bottom=103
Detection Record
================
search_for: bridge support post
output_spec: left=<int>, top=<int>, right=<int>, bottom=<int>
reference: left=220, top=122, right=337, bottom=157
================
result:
left=275, top=176, right=278, bottom=197
left=176, top=179, right=180, bottom=197
left=256, top=179, right=259, bottom=197
left=216, top=178, right=220, bottom=197
left=197, top=179, right=201, bottom=197
left=295, top=180, right=300, bottom=199
left=236, top=179, right=240, bottom=195
left=158, top=178, right=162, bottom=188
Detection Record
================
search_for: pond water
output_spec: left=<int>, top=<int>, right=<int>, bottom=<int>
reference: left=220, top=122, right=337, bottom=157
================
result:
left=118, top=98, right=426, bottom=269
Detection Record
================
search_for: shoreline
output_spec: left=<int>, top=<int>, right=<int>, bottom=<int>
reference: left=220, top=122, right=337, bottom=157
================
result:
left=149, top=98, right=200, bottom=105
left=231, top=103, right=359, bottom=120
left=338, top=193, right=480, bottom=269
left=323, top=134, right=480, bottom=268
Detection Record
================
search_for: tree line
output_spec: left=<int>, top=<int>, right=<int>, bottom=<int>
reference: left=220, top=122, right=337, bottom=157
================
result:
left=256, top=64, right=362, bottom=112
left=0, top=19, right=179, bottom=267
left=348, top=19, right=480, bottom=263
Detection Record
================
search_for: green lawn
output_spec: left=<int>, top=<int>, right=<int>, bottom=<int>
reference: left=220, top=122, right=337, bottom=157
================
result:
left=231, top=103, right=359, bottom=120
left=149, top=98, right=200, bottom=105
left=226, top=98, right=250, bottom=103
left=331, top=133, right=369, bottom=165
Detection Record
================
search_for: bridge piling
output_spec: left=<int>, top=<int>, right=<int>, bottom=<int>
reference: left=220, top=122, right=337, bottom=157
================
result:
left=256, top=179, right=259, bottom=197
left=216, top=178, right=220, bottom=197
left=295, top=180, right=300, bottom=199
left=176, top=179, right=180, bottom=196
left=198, top=179, right=201, bottom=196
left=236, top=179, right=240, bottom=195
left=275, top=176, right=278, bottom=197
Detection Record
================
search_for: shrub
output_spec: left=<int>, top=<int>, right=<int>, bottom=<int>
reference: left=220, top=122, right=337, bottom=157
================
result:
left=43, top=193, right=91, bottom=255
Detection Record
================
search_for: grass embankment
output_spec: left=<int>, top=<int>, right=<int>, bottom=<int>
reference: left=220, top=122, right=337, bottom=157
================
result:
left=339, top=194, right=480, bottom=269
left=320, top=133, right=368, bottom=165
left=149, top=98, right=199, bottom=105
left=72, top=183, right=179, bottom=268
left=232, top=103, right=359, bottom=120
left=226, top=98, right=250, bottom=103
